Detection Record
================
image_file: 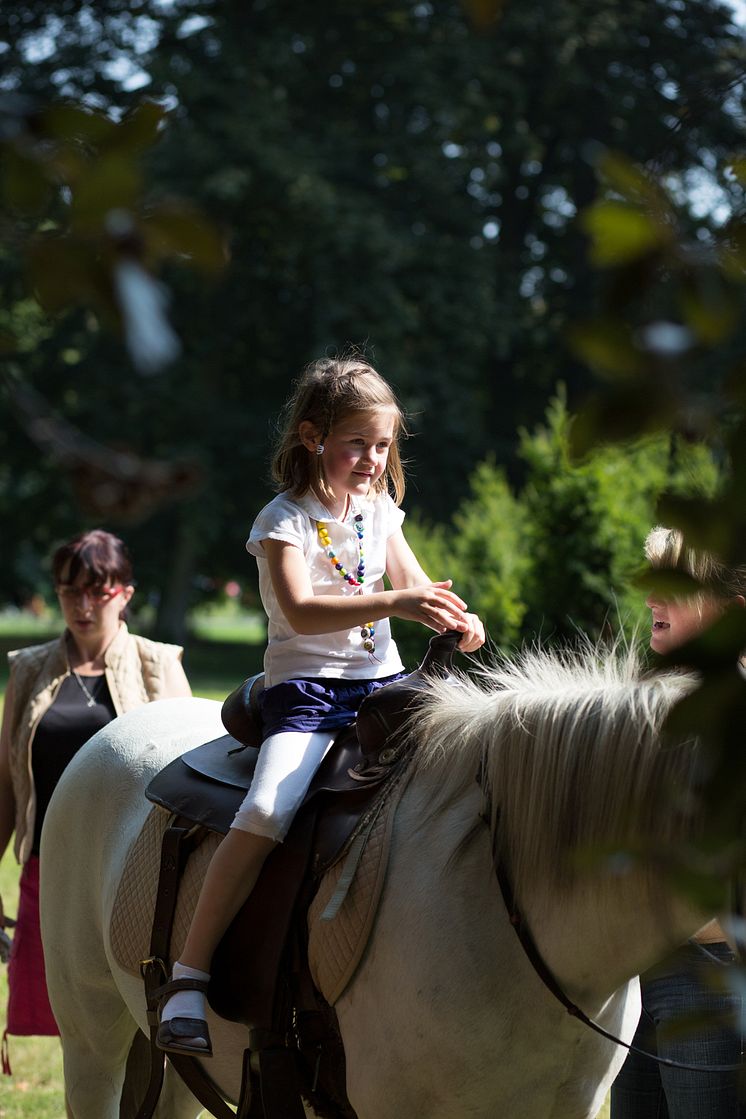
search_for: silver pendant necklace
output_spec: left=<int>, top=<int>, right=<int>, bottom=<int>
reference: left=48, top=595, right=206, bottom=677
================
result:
left=72, top=670, right=98, bottom=708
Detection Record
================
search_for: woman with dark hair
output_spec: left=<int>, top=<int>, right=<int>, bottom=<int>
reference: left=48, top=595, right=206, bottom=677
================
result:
left=0, top=529, right=191, bottom=1069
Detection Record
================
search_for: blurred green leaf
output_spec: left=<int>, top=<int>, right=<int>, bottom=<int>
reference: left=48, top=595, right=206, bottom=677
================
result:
left=727, top=157, right=746, bottom=186
left=633, top=566, right=702, bottom=599
left=1, top=147, right=53, bottom=214
left=718, top=218, right=746, bottom=281
left=680, top=280, right=739, bottom=345
left=658, top=1007, right=741, bottom=1041
left=460, top=0, right=507, bottom=29
left=70, top=157, right=142, bottom=227
left=143, top=205, right=228, bottom=273
left=576, top=840, right=733, bottom=913
left=569, top=380, right=676, bottom=457
left=582, top=201, right=672, bottom=266
left=726, top=417, right=746, bottom=478
left=656, top=858, right=733, bottom=914
left=567, top=318, right=644, bottom=378
left=662, top=636, right=746, bottom=707
left=0, top=329, right=18, bottom=354
left=41, top=103, right=117, bottom=146
left=724, top=360, right=746, bottom=405
left=47, top=144, right=87, bottom=187
left=655, top=493, right=734, bottom=557
left=26, top=236, right=113, bottom=316
left=104, top=100, right=169, bottom=154
left=604, top=253, right=663, bottom=311
left=597, top=151, right=671, bottom=211
left=663, top=666, right=746, bottom=831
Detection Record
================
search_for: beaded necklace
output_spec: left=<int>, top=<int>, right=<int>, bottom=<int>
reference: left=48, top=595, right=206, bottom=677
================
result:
left=316, top=511, right=377, bottom=657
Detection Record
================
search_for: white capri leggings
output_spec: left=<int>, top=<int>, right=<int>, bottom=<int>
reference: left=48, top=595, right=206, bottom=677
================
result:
left=230, top=730, right=336, bottom=842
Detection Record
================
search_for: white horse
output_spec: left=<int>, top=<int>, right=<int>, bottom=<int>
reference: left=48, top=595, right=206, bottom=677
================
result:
left=40, top=646, right=721, bottom=1119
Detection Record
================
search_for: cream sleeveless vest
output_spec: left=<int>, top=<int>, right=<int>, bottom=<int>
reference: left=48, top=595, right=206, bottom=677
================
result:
left=4, top=623, right=190, bottom=863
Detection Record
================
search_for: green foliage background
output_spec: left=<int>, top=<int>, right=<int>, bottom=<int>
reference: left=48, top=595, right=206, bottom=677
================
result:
left=393, top=390, right=721, bottom=662
left=1, top=0, right=744, bottom=645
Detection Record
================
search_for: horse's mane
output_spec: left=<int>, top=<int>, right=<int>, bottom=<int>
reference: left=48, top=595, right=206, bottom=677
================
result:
left=411, top=641, right=701, bottom=893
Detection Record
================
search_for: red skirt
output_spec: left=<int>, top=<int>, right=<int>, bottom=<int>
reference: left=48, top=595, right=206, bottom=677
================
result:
left=5, top=856, right=59, bottom=1036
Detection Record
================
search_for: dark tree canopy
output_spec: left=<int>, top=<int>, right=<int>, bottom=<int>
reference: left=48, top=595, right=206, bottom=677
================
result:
left=1, top=0, right=743, bottom=633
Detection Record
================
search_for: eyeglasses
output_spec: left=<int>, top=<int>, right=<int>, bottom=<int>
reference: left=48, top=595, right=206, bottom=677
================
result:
left=56, top=585, right=123, bottom=605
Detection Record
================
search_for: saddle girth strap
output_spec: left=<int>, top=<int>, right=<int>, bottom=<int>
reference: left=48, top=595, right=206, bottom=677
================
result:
left=136, top=817, right=236, bottom=1119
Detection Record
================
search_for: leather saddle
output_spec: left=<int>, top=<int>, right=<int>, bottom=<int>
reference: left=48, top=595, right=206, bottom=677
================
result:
left=139, top=631, right=459, bottom=1119
left=147, top=627, right=459, bottom=888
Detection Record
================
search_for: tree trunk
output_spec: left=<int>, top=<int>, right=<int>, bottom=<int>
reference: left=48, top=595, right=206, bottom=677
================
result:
left=154, top=512, right=198, bottom=644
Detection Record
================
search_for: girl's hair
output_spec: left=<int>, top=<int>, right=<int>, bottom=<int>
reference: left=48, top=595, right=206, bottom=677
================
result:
left=52, top=529, right=134, bottom=589
left=271, top=356, right=407, bottom=504
left=644, top=526, right=746, bottom=600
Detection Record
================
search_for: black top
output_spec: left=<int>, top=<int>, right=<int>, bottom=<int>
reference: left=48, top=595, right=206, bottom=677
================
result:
left=31, top=673, right=116, bottom=854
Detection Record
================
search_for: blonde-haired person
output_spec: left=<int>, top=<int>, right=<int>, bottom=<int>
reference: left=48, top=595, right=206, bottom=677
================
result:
left=611, top=526, right=745, bottom=1119
left=0, top=530, right=191, bottom=1073
left=156, top=355, right=485, bottom=1056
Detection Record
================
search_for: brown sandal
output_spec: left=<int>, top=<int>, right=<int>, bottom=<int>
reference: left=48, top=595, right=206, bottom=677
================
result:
left=155, top=977, right=213, bottom=1058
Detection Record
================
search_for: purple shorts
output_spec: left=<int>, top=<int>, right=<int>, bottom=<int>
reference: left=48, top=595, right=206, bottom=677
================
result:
left=258, top=673, right=407, bottom=738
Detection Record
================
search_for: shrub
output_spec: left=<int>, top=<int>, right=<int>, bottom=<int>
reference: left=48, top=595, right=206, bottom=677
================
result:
left=393, top=389, right=720, bottom=662
left=391, top=458, right=527, bottom=663
left=518, top=390, right=720, bottom=642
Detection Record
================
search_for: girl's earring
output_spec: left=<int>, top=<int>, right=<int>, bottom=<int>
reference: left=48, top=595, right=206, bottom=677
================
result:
left=316, top=444, right=324, bottom=455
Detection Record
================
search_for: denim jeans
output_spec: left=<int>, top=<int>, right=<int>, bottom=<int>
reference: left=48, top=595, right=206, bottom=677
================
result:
left=611, top=942, right=744, bottom=1119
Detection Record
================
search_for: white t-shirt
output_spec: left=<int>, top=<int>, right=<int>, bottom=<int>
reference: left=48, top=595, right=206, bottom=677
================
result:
left=247, top=490, right=406, bottom=686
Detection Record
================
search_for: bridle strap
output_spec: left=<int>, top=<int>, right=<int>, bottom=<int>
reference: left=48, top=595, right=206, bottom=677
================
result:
left=485, top=810, right=742, bottom=1074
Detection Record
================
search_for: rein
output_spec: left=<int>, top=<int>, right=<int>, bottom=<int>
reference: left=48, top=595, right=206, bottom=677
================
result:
left=483, top=807, right=742, bottom=1075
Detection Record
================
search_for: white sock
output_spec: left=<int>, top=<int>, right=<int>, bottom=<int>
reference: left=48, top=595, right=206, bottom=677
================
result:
left=161, top=961, right=210, bottom=1035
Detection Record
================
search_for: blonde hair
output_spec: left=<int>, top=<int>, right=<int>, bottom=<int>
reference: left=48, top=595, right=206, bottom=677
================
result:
left=271, top=356, right=407, bottom=504
left=644, top=526, right=746, bottom=601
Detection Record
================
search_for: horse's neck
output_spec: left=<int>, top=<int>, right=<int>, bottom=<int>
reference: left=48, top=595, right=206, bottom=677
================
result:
left=400, top=771, right=711, bottom=1013
left=522, top=872, right=712, bottom=1010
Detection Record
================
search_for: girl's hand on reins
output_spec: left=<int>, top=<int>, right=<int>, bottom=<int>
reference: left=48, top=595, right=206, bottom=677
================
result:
left=456, top=612, right=486, bottom=653
left=391, top=581, right=474, bottom=635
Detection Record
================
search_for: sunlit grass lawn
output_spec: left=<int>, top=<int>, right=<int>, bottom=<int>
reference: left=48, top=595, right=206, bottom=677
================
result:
left=0, top=613, right=611, bottom=1119
left=0, top=647, right=85, bottom=1117
left=0, top=848, right=65, bottom=1118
